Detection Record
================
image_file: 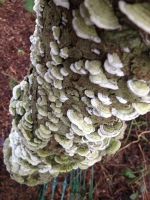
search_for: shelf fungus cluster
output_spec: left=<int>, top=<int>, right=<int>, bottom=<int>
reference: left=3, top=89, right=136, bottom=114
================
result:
left=3, top=0, right=150, bottom=186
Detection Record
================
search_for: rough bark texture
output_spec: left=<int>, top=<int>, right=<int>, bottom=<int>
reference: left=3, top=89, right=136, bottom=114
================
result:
left=3, top=0, right=150, bottom=186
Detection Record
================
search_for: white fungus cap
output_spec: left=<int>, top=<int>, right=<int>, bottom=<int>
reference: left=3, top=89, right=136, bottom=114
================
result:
left=54, top=134, right=73, bottom=149
left=91, top=98, right=112, bottom=118
left=35, top=64, right=47, bottom=77
left=104, top=53, right=124, bottom=77
left=53, top=78, right=62, bottom=90
left=13, top=85, right=21, bottom=100
left=89, top=70, right=106, bottom=84
left=127, top=80, right=150, bottom=97
left=33, top=0, right=45, bottom=15
left=119, top=1, right=150, bottom=34
left=116, top=96, right=127, bottom=104
left=53, top=0, right=70, bottom=10
left=60, top=67, right=69, bottom=76
left=104, top=60, right=124, bottom=76
left=100, top=80, right=119, bottom=90
left=84, top=116, right=92, bottom=124
left=122, top=47, right=130, bottom=53
left=50, top=41, right=59, bottom=56
left=75, top=60, right=84, bottom=70
left=72, top=10, right=101, bottom=43
left=60, top=47, right=69, bottom=59
left=44, top=72, right=53, bottom=84
left=70, top=63, right=87, bottom=75
left=51, top=67, right=64, bottom=80
left=132, top=102, right=150, bottom=115
left=67, top=109, right=95, bottom=134
left=91, top=49, right=100, bottom=55
left=50, top=52, right=62, bottom=65
left=112, top=105, right=139, bottom=121
left=98, top=121, right=126, bottom=138
left=59, top=90, right=69, bottom=102
left=71, top=123, right=85, bottom=136
left=140, top=93, right=150, bottom=103
left=84, top=90, right=95, bottom=98
left=35, top=17, right=43, bottom=29
left=46, top=61, right=53, bottom=69
left=89, top=68, right=119, bottom=90
left=98, top=92, right=112, bottom=105
left=66, top=132, right=74, bottom=140
left=84, top=0, right=121, bottom=30
left=79, top=2, right=93, bottom=26
left=107, top=53, right=123, bottom=69
left=20, top=80, right=29, bottom=92
left=85, top=132, right=101, bottom=142
left=52, top=26, right=61, bottom=42
left=85, top=60, right=102, bottom=75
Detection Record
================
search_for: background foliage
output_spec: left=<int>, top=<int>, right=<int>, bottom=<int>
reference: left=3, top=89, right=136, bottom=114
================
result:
left=23, top=0, right=34, bottom=12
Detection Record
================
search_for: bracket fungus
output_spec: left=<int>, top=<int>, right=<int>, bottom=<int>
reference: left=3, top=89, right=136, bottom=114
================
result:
left=127, top=80, right=150, bottom=97
left=104, top=53, right=124, bottom=77
left=3, top=0, right=150, bottom=186
left=84, top=0, right=121, bottom=30
left=72, top=10, right=101, bottom=43
left=119, top=1, right=150, bottom=34
left=53, top=0, right=70, bottom=10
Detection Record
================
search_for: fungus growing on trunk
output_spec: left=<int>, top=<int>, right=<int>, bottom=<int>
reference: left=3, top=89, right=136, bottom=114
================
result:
left=3, top=0, right=150, bottom=186
left=72, top=10, right=101, bottom=43
left=119, top=1, right=150, bottom=34
left=84, top=0, right=121, bottom=30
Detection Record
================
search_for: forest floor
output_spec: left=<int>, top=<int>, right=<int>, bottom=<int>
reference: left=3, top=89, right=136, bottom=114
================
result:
left=0, top=1, right=150, bottom=200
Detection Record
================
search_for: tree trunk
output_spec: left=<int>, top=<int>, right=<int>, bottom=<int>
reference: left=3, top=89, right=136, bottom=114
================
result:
left=3, top=0, right=150, bottom=186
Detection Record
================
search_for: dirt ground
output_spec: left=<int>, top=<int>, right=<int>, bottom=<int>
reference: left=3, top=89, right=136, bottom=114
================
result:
left=0, top=1, right=150, bottom=200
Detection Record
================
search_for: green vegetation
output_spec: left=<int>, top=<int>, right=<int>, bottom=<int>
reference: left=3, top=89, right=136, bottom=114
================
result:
left=122, top=166, right=149, bottom=200
left=18, top=49, right=24, bottom=53
left=23, top=0, right=34, bottom=12
left=0, top=0, right=5, bottom=3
